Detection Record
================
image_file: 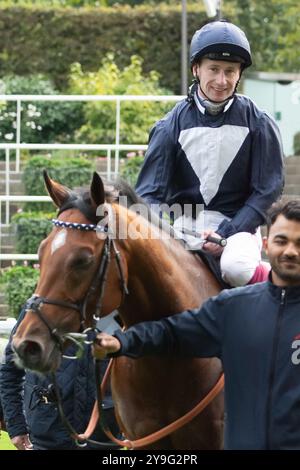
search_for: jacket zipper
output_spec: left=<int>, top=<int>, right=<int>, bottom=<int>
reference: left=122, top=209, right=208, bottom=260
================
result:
left=265, top=288, right=286, bottom=449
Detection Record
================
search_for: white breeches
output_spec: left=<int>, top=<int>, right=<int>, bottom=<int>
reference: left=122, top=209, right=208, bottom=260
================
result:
left=173, top=210, right=263, bottom=287
left=220, top=231, right=262, bottom=286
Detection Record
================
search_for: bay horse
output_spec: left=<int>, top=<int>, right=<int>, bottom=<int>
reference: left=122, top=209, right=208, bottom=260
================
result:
left=12, top=171, right=224, bottom=450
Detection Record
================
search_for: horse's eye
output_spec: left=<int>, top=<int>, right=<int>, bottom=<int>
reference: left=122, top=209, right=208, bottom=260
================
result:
left=70, top=254, right=94, bottom=270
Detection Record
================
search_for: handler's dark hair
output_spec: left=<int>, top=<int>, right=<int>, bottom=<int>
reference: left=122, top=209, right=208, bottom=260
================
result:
left=266, top=199, right=300, bottom=234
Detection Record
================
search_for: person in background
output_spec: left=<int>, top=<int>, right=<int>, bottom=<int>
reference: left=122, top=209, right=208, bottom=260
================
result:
left=0, top=310, right=121, bottom=450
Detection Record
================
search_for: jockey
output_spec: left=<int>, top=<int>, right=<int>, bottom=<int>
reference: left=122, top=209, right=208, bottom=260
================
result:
left=135, top=20, right=284, bottom=287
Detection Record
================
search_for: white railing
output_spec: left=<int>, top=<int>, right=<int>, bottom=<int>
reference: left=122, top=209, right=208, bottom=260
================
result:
left=0, top=94, right=184, bottom=262
left=0, top=143, right=148, bottom=226
left=0, top=94, right=183, bottom=171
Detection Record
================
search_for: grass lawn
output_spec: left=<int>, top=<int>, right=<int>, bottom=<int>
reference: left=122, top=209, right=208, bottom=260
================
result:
left=0, top=431, right=16, bottom=450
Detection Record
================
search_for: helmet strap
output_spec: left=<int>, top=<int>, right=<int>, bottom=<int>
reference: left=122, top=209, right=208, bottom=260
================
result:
left=186, top=78, right=199, bottom=103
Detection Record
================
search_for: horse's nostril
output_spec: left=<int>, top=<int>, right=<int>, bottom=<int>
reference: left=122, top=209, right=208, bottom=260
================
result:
left=17, top=340, right=43, bottom=364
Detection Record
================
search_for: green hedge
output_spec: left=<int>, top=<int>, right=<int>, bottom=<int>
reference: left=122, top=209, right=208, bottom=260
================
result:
left=0, top=3, right=298, bottom=93
left=0, top=266, right=40, bottom=318
left=12, top=211, right=55, bottom=253
left=22, top=154, right=94, bottom=210
left=0, top=4, right=229, bottom=93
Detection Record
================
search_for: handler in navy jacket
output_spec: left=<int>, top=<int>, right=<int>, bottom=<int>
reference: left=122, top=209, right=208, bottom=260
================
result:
left=93, top=199, right=300, bottom=450
left=0, top=311, right=120, bottom=450
left=136, top=20, right=284, bottom=287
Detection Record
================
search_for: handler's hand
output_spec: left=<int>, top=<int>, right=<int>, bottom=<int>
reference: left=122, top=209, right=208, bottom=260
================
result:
left=202, top=229, right=224, bottom=257
left=11, top=434, right=33, bottom=450
left=93, top=332, right=121, bottom=360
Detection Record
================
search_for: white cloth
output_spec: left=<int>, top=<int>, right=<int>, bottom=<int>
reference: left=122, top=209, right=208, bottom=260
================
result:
left=173, top=210, right=229, bottom=250
left=173, top=210, right=262, bottom=286
left=220, top=231, right=262, bottom=286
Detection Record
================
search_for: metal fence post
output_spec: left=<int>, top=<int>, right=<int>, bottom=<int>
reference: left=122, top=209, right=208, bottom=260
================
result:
left=16, top=99, right=21, bottom=172
left=5, top=148, right=10, bottom=225
left=107, top=149, right=111, bottom=180
left=115, top=98, right=121, bottom=177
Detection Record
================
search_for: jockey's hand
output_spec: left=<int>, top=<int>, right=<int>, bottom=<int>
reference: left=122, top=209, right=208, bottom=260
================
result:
left=93, top=332, right=121, bottom=360
left=202, top=230, right=224, bottom=257
left=11, top=434, right=33, bottom=450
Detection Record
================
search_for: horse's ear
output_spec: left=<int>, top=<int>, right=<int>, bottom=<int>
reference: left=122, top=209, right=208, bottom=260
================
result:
left=90, top=172, right=105, bottom=207
left=43, top=170, right=70, bottom=208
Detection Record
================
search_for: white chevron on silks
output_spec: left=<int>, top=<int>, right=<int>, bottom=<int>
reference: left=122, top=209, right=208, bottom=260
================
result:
left=178, top=125, right=249, bottom=205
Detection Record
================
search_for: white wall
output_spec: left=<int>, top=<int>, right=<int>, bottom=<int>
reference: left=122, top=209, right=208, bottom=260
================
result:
left=243, top=78, right=300, bottom=156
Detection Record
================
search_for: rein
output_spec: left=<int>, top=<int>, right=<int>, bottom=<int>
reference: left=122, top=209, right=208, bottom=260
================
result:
left=77, top=362, right=224, bottom=449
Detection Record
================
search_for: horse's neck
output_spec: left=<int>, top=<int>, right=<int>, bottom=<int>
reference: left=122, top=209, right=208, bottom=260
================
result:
left=119, top=236, right=220, bottom=327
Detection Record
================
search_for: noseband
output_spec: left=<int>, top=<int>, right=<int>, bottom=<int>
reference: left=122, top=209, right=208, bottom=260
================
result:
left=25, top=217, right=128, bottom=354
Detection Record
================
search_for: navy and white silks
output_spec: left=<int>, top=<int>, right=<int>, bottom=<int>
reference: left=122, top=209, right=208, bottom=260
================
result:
left=135, top=93, right=284, bottom=285
left=136, top=93, right=284, bottom=240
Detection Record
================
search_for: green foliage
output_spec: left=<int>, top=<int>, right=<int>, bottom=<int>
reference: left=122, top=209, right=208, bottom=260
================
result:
left=0, top=2, right=297, bottom=97
left=105, top=0, right=174, bottom=4
left=11, top=211, right=55, bottom=253
left=69, top=54, right=173, bottom=144
left=120, top=153, right=144, bottom=186
left=293, top=131, right=300, bottom=156
left=0, top=75, right=84, bottom=143
left=22, top=154, right=94, bottom=210
left=0, top=0, right=178, bottom=6
left=233, top=0, right=300, bottom=73
left=0, top=266, right=40, bottom=318
left=0, top=4, right=210, bottom=93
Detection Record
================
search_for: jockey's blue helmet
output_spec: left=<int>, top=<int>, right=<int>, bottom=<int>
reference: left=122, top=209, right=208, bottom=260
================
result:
left=190, top=20, right=252, bottom=69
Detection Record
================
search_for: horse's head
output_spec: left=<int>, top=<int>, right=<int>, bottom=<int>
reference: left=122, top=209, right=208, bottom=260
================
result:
left=12, top=171, right=128, bottom=373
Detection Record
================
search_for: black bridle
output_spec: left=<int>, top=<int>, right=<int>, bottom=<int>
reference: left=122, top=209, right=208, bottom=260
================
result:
left=25, top=218, right=128, bottom=353
left=23, top=216, right=129, bottom=447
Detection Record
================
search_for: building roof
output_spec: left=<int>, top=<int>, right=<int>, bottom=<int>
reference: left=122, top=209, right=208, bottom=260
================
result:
left=246, top=71, right=300, bottom=84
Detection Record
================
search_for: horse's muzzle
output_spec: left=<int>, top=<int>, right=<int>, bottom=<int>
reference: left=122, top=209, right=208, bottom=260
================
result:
left=12, top=336, right=60, bottom=373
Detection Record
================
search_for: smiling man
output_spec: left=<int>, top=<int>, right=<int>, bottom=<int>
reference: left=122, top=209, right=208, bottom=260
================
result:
left=135, top=20, right=284, bottom=288
left=264, top=200, right=300, bottom=285
left=93, top=199, right=300, bottom=449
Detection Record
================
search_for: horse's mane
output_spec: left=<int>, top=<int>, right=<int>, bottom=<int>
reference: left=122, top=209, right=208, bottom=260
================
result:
left=113, top=178, right=178, bottom=239
left=70, top=177, right=177, bottom=239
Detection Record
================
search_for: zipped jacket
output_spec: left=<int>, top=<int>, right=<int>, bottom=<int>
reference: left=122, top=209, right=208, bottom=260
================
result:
left=0, top=310, right=118, bottom=449
left=113, top=280, right=300, bottom=449
left=135, top=94, right=284, bottom=238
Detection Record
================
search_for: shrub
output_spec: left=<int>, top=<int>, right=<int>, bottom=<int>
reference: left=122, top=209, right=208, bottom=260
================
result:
left=0, top=4, right=229, bottom=93
left=0, top=3, right=297, bottom=94
left=11, top=211, right=55, bottom=254
left=22, top=154, right=94, bottom=210
left=0, top=266, right=40, bottom=318
left=120, top=153, right=144, bottom=187
left=69, top=54, right=173, bottom=145
left=0, top=75, right=84, bottom=144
